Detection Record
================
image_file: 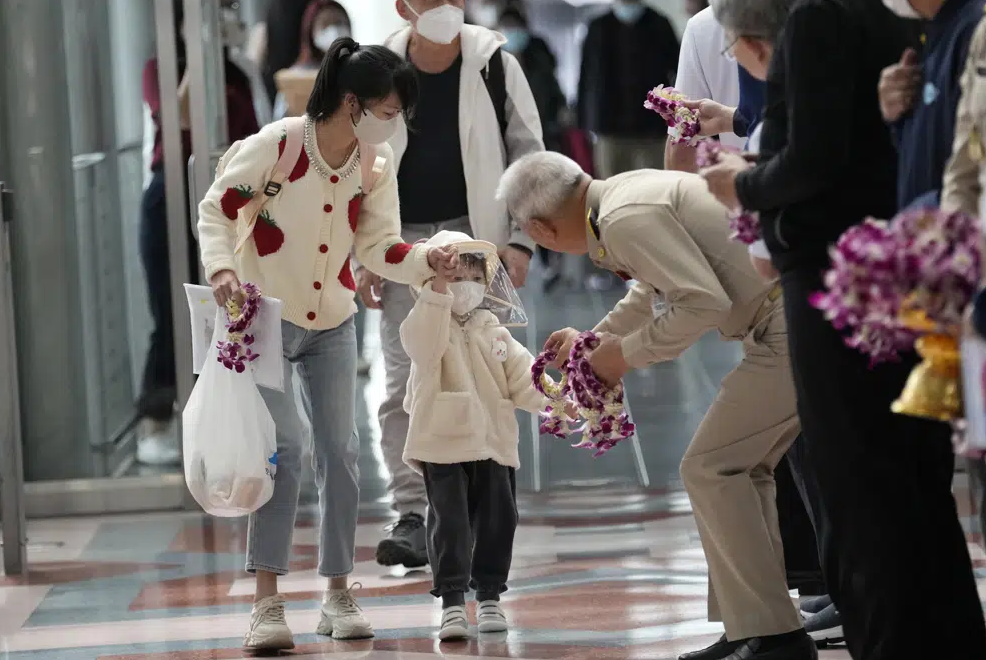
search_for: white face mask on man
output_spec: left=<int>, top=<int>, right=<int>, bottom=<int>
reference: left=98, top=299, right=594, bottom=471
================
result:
left=881, top=0, right=922, bottom=19
left=403, top=0, right=464, bottom=45
left=352, top=109, right=400, bottom=145
left=448, top=281, right=486, bottom=315
left=313, top=25, right=350, bottom=52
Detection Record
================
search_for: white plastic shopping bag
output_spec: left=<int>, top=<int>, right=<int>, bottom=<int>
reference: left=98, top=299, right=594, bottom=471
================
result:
left=182, top=306, right=278, bottom=517
left=961, top=332, right=986, bottom=451
left=184, top=284, right=284, bottom=391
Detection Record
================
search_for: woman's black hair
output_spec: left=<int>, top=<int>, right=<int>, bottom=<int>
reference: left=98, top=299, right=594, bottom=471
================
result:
left=306, top=37, right=419, bottom=122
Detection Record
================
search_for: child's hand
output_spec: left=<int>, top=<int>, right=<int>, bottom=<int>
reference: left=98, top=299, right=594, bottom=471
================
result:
left=564, top=401, right=579, bottom=420
left=431, top=274, right=447, bottom=294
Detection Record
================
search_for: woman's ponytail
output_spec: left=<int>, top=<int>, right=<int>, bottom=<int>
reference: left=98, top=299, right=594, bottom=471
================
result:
left=306, top=36, right=359, bottom=121
left=306, top=40, right=418, bottom=123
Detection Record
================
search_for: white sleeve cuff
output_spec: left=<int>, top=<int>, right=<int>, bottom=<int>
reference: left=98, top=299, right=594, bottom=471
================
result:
left=748, top=240, right=770, bottom=260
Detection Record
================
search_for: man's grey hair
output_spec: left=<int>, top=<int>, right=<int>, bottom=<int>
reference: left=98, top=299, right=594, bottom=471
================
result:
left=710, top=0, right=792, bottom=42
left=496, top=152, right=587, bottom=227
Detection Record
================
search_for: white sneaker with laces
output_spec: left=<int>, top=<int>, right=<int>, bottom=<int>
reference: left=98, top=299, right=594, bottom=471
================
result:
left=317, top=585, right=374, bottom=639
left=243, top=594, right=294, bottom=651
left=477, top=600, right=508, bottom=633
left=439, top=605, right=469, bottom=640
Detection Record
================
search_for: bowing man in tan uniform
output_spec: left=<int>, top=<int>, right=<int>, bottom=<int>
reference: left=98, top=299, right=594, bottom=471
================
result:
left=496, top=152, right=815, bottom=660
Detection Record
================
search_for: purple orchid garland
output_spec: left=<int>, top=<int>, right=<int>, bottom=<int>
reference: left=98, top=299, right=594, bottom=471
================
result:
left=810, top=209, right=982, bottom=364
left=217, top=282, right=262, bottom=373
left=695, top=140, right=761, bottom=244
left=644, top=85, right=700, bottom=145
left=531, top=332, right=636, bottom=457
left=531, top=350, right=580, bottom=439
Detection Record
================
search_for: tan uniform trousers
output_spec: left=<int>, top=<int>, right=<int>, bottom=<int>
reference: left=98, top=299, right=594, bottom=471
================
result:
left=679, top=289, right=803, bottom=640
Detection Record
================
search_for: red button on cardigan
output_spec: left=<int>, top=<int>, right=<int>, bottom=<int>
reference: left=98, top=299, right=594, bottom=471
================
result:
left=324, top=204, right=332, bottom=212
left=313, top=282, right=322, bottom=290
left=330, top=175, right=340, bottom=184
left=319, top=244, right=328, bottom=253
left=307, top=311, right=316, bottom=321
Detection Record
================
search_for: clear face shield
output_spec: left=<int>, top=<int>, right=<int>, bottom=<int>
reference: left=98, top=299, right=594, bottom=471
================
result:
left=414, top=238, right=529, bottom=327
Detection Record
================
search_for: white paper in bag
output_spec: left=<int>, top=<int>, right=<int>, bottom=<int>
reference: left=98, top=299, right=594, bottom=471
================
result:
left=184, top=284, right=284, bottom=391
left=961, top=333, right=986, bottom=451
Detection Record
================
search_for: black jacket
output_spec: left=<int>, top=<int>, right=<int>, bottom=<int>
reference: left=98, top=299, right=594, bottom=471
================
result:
left=515, top=36, right=567, bottom=151
left=577, top=8, right=679, bottom=137
left=735, top=0, right=911, bottom=273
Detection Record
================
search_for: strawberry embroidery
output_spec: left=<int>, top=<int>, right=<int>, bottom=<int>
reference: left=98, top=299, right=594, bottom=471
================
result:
left=277, top=134, right=310, bottom=182
left=384, top=242, right=413, bottom=264
left=338, top=256, right=356, bottom=291
left=253, top=210, right=285, bottom=257
left=347, top=194, right=362, bottom=233
left=219, top=185, right=254, bottom=220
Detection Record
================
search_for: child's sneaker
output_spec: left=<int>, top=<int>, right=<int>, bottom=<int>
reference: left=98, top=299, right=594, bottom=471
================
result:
left=243, top=594, right=295, bottom=651
left=477, top=600, right=508, bottom=633
left=317, top=586, right=374, bottom=639
left=439, top=605, right=470, bottom=640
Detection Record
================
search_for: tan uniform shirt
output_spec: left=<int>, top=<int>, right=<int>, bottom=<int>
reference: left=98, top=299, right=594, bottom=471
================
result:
left=942, top=13, right=986, bottom=216
left=588, top=170, right=776, bottom=368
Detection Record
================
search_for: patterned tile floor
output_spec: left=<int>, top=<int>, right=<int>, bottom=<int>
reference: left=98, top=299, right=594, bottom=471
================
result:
left=2, top=482, right=984, bottom=660
left=4, top=274, right=986, bottom=658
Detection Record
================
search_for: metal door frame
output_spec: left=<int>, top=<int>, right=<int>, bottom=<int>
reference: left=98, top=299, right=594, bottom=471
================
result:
left=0, top=180, right=27, bottom=576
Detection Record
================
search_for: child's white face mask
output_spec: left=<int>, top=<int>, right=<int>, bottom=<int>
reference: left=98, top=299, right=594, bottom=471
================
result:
left=449, top=281, right=485, bottom=315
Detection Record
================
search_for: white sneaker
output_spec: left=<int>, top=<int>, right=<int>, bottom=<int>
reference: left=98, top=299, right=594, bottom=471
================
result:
left=477, top=600, right=508, bottom=633
left=136, top=423, right=180, bottom=466
left=243, top=594, right=294, bottom=651
left=317, top=585, right=374, bottom=639
left=439, top=605, right=469, bottom=640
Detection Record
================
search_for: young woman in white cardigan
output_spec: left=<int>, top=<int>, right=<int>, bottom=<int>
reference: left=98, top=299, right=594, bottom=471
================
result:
left=198, top=37, right=456, bottom=651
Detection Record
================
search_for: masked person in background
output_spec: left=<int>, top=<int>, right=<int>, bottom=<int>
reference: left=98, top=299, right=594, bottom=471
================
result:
left=361, top=0, right=544, bottom=570
left=136, top=0, right=260, bottom=466
left=399, top=231, right=550, bottom=641
left=496, top=2, right=569, bottom=289
left=272, top=0, right=352, bottom=120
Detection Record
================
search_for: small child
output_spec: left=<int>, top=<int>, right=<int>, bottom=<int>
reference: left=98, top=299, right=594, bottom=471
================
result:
left=399, top=231, right=546, bottom=641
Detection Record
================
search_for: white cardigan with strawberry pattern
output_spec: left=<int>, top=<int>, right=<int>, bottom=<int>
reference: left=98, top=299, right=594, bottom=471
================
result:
left=198, top=118, right=433, bottom=331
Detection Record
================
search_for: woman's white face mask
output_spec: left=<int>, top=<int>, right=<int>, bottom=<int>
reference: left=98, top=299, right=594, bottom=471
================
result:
left=403, top=0, right=464, bottom=45
left=313, top=25, right=349, bottom=52
left=449, top=281, right=486, bottom=315
left=352, top=108, right=400, bottom=145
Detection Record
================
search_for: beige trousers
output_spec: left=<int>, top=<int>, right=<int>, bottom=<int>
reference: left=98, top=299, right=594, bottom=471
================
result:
left=679, top=293, right=803, bottom=640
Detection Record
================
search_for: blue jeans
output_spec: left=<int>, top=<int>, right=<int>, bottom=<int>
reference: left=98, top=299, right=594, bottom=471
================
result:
left=246, top=317, right=359, bottom=578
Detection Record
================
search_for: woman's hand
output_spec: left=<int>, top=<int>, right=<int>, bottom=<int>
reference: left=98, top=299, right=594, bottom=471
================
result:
left=209, top=269, right=242, bottom=307
left=750, top=254, right=779, bottom=281
left=699, top=151, right=752, bottom=209
left=356, top=267, right=383, bottom=309
left=427, top=245, right=459, bottom=280
left=681, top=99, right=737, bottom=138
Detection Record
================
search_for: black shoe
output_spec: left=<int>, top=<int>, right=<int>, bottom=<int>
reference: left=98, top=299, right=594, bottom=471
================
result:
left=680, top=631, right=817, bottom=660
left=803, top=604, right=844, bottom=648
left=678, top=635, right=742, bottom=660
left=375, top=513, right=428, bottom=568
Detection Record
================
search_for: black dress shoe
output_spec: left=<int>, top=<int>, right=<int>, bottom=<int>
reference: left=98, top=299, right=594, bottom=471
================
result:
left=725, top=632, right=818, bottom=660
left=678, top=635, right=743, bottom=660
left=679, top=631, right=817, bottom=660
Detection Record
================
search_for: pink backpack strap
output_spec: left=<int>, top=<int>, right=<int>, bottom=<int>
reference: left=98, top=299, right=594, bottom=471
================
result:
left=358, top=140, right=387, bottom=194
left=235, top=117, right=306, bottom=254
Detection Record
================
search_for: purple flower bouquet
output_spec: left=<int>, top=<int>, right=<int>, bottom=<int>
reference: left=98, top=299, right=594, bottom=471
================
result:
left=217, top=282, right=263, bottom=373
left=531, top=333, right=636, bottom=457
left=644, top=85, right=700, bottom=145
left=695, top=139, right=761, bottom=245
left=810, top=209, right=982, bottom=364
